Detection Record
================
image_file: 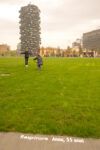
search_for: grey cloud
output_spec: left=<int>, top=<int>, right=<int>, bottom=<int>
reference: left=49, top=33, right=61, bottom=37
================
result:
left=41, top=0, right=100, bottom=32
left=0, top=19, right=19, bottom=32
left=0, top=19, right=19, bottom=49
left=0, top=0, right=27, bottom=5
left=0, top=0, right=100, bottom=48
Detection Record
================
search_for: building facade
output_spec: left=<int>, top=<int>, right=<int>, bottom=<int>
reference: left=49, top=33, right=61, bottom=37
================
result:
left=72, top=39, right=82, bottom=52
left=16, top=43, right=22, bottom=56
left=83, top=29, right=100, bottom=50
left=0, top=44, right=10, bottom=51
left=40, top=47, right=65, bottom=57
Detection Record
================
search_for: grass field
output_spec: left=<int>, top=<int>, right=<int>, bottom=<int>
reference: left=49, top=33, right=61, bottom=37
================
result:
left=0, top=57, right=100, bottom=138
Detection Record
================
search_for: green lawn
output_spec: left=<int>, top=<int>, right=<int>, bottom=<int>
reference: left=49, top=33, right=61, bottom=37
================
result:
left=0, top=57, right=100, bottom=138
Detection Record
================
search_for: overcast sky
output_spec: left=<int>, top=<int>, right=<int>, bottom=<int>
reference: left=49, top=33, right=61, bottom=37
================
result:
left=0, top=0, right=100, bottom=49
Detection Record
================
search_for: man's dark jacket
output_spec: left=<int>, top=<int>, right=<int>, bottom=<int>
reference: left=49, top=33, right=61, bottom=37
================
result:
left=21, top=51, right=31, bottom=58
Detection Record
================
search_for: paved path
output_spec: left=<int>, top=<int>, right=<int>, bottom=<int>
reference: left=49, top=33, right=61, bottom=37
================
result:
left=0, top=132, right=100, bottom=150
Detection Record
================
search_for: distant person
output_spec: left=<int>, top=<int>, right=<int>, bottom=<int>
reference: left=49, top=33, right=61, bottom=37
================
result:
left=21, top=48, right=31, bottom=67
left=34, top=54, right=43, bottom=70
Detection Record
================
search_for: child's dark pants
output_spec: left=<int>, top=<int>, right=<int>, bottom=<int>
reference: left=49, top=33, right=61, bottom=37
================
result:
left=25, top=57, right=28, bottom=65
left=37, top=64, right=41, bottom=70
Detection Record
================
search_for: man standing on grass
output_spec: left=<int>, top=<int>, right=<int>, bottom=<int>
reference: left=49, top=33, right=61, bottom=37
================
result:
left=21, top=48, right=31, bottom=67
left=33, top=54, right=43, bottom=70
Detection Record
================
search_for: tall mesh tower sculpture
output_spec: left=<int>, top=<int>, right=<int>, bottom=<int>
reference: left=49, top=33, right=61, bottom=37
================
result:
left=19, top=4, right=41, bottom=56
